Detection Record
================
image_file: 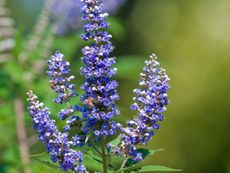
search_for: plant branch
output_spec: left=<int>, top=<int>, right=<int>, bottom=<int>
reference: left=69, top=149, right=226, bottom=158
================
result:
left=14, top=97, right=32, bottom=173
left=120, top=158, right=128, bottom=173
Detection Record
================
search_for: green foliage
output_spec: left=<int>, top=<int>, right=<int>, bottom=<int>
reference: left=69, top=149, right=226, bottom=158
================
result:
left=33, top=159, right=60, bottom=170
left=3, top=61, right=24, bottom=84
left=125, top=148, right=164, bottom=168
left=83, top=154, right=104, bottom=172
left=107, top=145, right=180, bottom=173
left=132, top=165, right=182, bottom=172
left=30, top=150, right=180, bottom=173
left=110, top=134, right=122, bottom=146
left=108, top=17, right=126, bottom=41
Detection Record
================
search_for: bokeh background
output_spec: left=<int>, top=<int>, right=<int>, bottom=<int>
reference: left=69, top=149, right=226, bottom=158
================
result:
left=1, top=0, right=230, bottom=173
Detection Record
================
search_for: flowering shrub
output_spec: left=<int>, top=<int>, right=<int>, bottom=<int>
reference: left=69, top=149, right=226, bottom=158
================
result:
left=27, top=0, right=179, bottom=172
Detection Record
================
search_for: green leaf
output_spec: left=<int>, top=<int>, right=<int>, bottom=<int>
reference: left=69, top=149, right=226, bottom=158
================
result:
left=125, top=148, right=163, bottom=168
left=135, top=165, right=182, bottom=172
left=28, top=152, right=46, bottom=158
left=109, top=155, right=126, bottom=170
left=85, top=150, right=102, bottom=162
left=83, top=155, right=104, bottom=172
left=149, top=148, right=164, bottom=156
left=110, top=134, right=122, bottom=146
left=138, top=149, right=152, bottom=159
left=34, top=158, right=60, bottom=170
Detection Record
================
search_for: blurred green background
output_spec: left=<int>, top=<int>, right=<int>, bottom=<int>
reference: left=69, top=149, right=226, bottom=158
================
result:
left=1, top=0, right=230, bottom=173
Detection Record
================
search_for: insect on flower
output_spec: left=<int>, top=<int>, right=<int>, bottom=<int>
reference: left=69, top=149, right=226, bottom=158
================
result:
left=49, top=80, right=55, bottom=90
left=86, top=97, right=94, bottom=108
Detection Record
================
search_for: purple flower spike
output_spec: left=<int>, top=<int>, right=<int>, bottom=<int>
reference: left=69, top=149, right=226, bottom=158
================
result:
left=110, top=54, right=170, bottom=161
left=27, top=90, right=87, bottom=173
left=48, top=52, right=77, bottom=105
left=80, top=0, right=120, bottom=138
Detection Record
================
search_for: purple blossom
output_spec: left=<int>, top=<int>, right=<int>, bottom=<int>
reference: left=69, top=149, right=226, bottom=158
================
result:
left=47, top=51, right=86, bottom=151
left=72, top=134, right=86, bottom=147
left=110, top=54, right=170, bottom=161
left=27, top=90, right=86, bottom=172
left=47, top=51, right=77, bottom=105
left=47, top=51, right=84, bottom=136
left=80, top=0, right=120, bottom=138
left=50, top=0, right=125, bottom=34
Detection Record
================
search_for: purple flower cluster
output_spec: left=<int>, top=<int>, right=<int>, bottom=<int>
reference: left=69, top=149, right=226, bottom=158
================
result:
left=109, top=54, right=170, bottom=161
left=47, top=51, right=86, bottom=148
left=48, top=52, right=77, bottom=105
left=27, top=0, right=170, bottom=171
left=50, top=0, right=125, bottom=34
left=80, top=0, right=121, bottom=138
left=47, top=52, right=78, bottom=121
left=27, top=91, right=86, bottom=173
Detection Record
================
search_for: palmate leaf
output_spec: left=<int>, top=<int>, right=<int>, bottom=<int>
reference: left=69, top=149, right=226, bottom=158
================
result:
left=132, top=165, right=182, bottom=172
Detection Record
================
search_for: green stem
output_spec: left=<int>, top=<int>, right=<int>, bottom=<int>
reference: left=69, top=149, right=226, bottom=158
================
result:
left=101, top=137, right=108, bottom=173
left=120, top=158, right=128, bottom=173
